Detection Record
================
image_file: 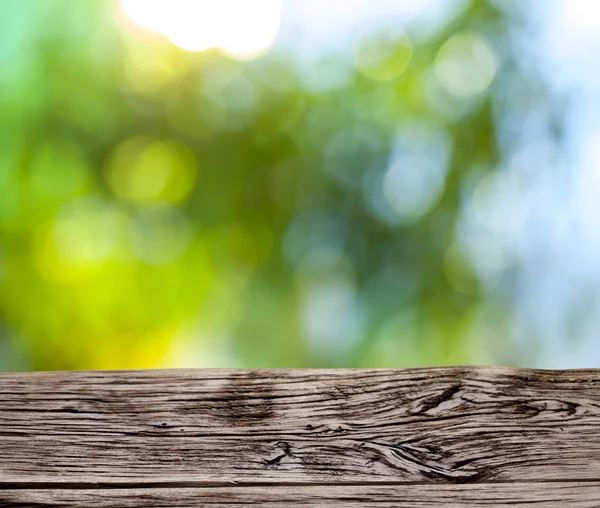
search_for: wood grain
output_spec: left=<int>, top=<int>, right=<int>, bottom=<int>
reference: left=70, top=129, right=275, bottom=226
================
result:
left=2, top=482, right=600, bottom=507
left=1, top=367, right=599, bottom=505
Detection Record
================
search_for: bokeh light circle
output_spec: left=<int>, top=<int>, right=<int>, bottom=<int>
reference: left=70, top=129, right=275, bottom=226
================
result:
left=353, top=25, right=413, bottom=82
left=434, top=32, right=497, bottom=97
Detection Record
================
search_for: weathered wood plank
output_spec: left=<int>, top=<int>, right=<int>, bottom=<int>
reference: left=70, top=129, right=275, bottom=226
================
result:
left=2, top=483, right=600, bottom=507
left=1, top=368, right=600, bottom=485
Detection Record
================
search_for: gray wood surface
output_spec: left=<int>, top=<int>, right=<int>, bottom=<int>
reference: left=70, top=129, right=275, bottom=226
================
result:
left=2, top=483, right=600, bottom=507
left=1, top=367, right=599, bottom=506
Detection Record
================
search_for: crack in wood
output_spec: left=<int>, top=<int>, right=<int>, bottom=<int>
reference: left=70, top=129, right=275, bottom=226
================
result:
left=262, top=441, right=294, bottom=468
left=413, top=383, right=463, bottom=415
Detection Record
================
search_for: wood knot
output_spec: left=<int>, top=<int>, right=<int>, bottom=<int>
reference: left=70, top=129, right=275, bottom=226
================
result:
left=518, top=400, right=580, bottom=419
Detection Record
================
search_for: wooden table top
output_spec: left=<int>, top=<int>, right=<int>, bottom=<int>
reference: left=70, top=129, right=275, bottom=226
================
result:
left=1, top=367, right=599, bottom=506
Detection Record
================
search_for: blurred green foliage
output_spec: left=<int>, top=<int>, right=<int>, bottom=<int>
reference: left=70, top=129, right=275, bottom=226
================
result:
left=0, top=0, right=559, bottom=370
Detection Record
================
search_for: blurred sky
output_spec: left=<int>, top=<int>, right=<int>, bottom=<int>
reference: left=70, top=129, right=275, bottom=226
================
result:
left=518, top=0, right=600, bottom=367
left=279, top=0, right=600, bottom=368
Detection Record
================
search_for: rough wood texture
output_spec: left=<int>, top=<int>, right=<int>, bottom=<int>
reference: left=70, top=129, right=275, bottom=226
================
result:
left=1, top=367, right=600, bottom=506
left=2, top=483, right=600, bottom=508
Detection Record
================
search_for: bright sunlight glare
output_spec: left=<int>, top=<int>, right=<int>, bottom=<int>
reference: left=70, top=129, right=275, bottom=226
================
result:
left=119, top=0, right=282, bottom=59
